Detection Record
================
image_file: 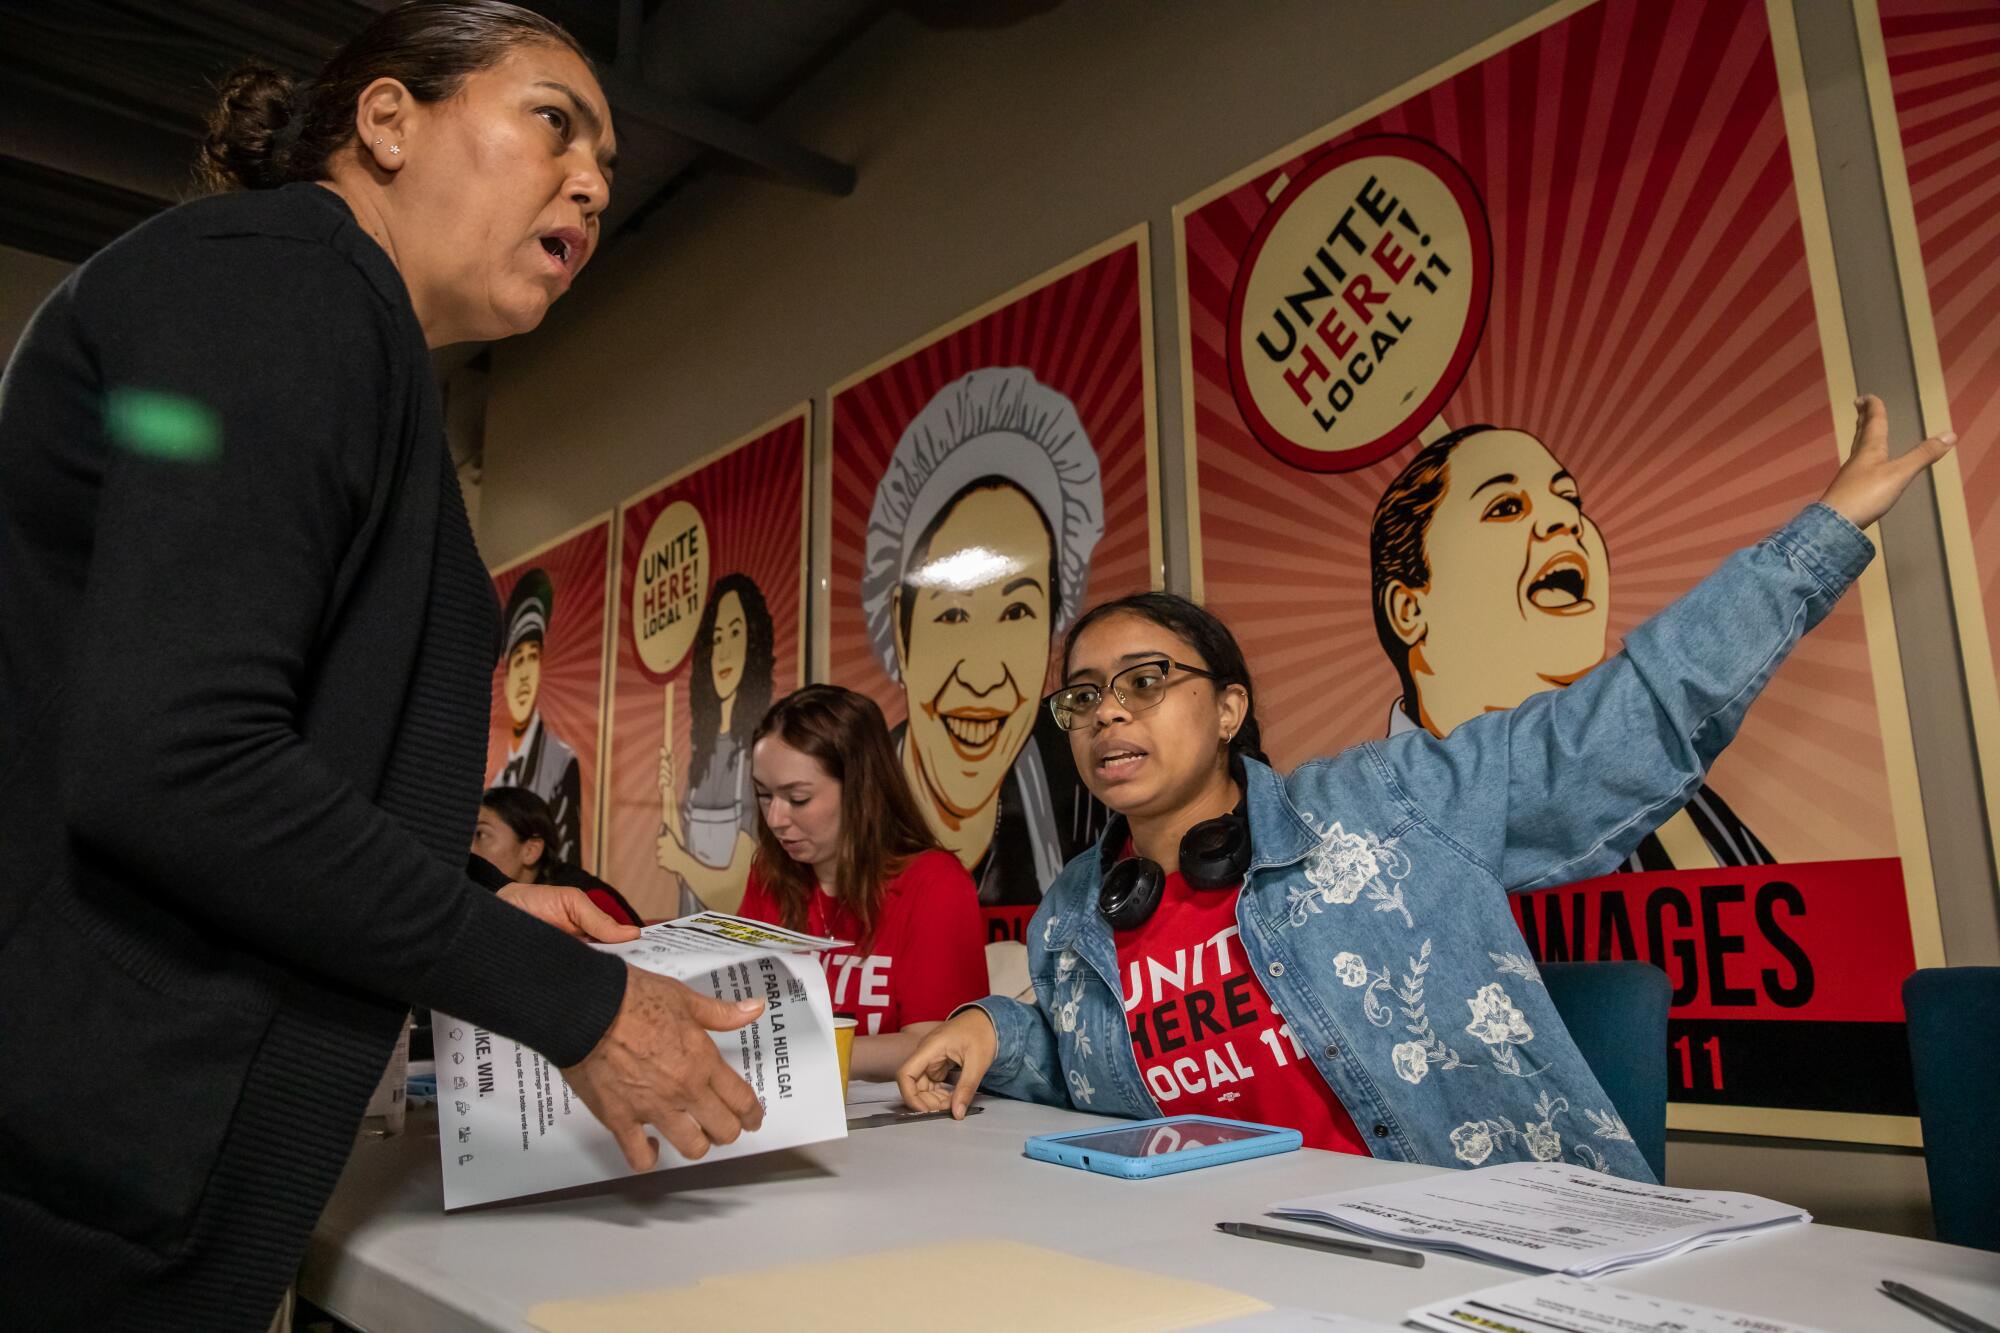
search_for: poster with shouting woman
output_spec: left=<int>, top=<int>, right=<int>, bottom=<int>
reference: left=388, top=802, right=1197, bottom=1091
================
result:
left=603, top=408, right=809, bottom=920
left=821, top=228, right=1161, bottom=947
left=1173, top=0, right=1943, bottom=1143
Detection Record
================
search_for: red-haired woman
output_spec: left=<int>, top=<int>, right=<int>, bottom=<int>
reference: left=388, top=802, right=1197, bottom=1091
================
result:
left=738, top=685, right=990, bottom=1081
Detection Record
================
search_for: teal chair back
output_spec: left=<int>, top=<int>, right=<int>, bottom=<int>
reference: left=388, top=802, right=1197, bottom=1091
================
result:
left=1904, top=967, right=2000, bottom=1251
left=1542, top=961, right=1671, bottom=1181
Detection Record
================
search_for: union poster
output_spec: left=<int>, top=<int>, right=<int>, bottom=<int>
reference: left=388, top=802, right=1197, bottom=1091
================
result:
left=1860, top=0, right=2000, bottom=887
left=603, top=409, right=809, bottom=920
left=822, top=228, right=1161, bottom=946
left=486, top=514, right=614, bottom=873
left=1174, top=0, right=1942, bottom=1143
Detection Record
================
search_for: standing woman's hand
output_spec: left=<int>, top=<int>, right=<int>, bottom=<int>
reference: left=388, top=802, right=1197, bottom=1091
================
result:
left=1820, top=396, right=1958, bottom=529
left=563, top=967, right=766, bottom=1168
left=497, top=882, right=639, bottom=943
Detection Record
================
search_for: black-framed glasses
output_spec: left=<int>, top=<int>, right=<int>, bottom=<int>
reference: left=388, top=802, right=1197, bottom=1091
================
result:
left=1045, top=659, right=1218, bottom=732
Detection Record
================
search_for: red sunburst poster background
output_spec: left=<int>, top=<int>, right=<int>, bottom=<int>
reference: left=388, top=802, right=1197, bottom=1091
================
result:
left=826, top=234, right=1157, bottom=721
left=603, top=412, right=808, bottom=920
left=486, top=518, right=612, bottom=872
left=1877, top=0, right=2000, bottom=726
left=1179, top=0, right=1894, bottom=866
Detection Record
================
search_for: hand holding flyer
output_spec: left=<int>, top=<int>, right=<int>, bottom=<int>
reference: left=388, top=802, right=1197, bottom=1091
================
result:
left=435, top=913, right=850, bottom=1209
left=558, top=967, right=766, bottom=1171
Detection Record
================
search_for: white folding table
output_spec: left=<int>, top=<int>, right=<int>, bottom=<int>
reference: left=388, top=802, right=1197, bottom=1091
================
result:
left=300, top=1094, right=2000, bottom=1332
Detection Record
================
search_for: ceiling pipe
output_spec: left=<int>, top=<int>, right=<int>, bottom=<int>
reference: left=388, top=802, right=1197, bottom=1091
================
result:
left=603, top=0, right=855, bottom=198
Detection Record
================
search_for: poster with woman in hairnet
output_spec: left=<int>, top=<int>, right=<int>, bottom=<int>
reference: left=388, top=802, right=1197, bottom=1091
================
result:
left=1172, top=0, right=1943, bottom=1144
left=486, top=515, right=614, bottom=872
left=602, top=408, right=809, bottom=921
left=823, top=228, right=1161, bottom=947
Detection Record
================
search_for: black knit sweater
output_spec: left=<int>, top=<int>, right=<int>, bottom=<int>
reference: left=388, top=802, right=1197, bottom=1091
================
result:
left=0, top=182, right=626, bottom=1330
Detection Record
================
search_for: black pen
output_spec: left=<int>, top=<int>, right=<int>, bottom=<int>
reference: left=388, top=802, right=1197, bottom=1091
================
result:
left=1216, top=1221, right=1424, bottom=1268
left=1880, top=1280, right=2000, bottom=1333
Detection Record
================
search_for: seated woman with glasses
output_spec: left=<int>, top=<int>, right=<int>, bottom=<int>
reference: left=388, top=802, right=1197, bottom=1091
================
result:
left=898, top=400, right=1953, bottom=1180
left=738, top=684, right=990, bottom=1082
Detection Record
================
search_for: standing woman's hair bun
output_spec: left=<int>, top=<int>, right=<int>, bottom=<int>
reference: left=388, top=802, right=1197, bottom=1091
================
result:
left=196, top=64, right=304, bottom=193
left=192, top=4, right=588, bottom=196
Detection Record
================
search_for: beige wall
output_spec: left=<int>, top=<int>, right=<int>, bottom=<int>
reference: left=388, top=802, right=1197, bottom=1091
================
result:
left=481, top=0, right=1554, bottom=576
left=481, top=0, right=1994, bottom=1237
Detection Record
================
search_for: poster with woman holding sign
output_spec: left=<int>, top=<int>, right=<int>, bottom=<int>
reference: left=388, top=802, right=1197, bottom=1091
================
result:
left=604, top=409, right=808, bottom=920
left=821, top=228, right=1161, bottom=946
left=1173, top=0, right=1943, bottom=1143
left=486, top=515, right=614, bottom=871
left=1858, top=0, right=2000, bottom=882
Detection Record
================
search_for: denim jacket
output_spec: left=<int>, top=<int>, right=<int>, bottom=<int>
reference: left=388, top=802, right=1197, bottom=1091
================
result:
left=974, top=503, right=1874, bottom=1182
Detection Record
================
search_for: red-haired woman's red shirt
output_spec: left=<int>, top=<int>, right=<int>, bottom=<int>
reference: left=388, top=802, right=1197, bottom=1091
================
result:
left=737, top=848, right=988, bottom=1034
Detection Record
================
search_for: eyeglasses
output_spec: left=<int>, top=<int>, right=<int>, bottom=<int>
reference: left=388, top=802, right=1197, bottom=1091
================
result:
left=1045, top=659, right=1219, bottom=732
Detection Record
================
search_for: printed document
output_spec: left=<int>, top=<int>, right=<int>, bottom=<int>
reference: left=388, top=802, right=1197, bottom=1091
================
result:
left=1407, top=1273, right=1831, bottom=1333
left=435, top=912, right=848, bottom=1209
left=1273, top=1162, right=1808, bottom=1276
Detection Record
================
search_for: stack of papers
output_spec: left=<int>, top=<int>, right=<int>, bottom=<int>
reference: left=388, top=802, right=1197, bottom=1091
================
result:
left=1272, top=1162, right=1809, bottom=1277
left=1407, top=1273, right=1831, bottom=1333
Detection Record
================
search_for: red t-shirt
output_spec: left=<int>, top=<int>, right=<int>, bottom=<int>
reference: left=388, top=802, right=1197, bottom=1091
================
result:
left=1115, top=866, right=1369, bottom=1154
left=737, top=848, right=988, bottom=1036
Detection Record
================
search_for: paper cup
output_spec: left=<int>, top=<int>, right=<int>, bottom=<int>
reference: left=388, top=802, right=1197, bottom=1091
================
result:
left=832, top=1015, right=858, bottom=1099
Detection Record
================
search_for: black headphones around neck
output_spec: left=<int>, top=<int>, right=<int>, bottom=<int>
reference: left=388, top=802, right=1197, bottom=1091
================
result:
left=1097, top=780, right=1252, bottom=931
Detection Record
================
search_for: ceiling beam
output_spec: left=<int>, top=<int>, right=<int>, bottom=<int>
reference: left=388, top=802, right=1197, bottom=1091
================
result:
left=599, top=75, right=855, bottom=197
left=0, top=155, right=167, bottom=262
left=0, top=72, right=193, bottom=201
left=606, top=0, right=854, bottom=198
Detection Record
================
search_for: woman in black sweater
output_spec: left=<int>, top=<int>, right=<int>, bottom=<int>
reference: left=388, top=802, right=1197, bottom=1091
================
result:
left=0, top=5, right=764, bottom=1328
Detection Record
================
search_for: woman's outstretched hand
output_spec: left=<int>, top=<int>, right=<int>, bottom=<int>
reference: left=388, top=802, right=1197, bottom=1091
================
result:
left=1820, top=395, right=1957, bottom=530
left=896, top=1007, right=998, bottom=1120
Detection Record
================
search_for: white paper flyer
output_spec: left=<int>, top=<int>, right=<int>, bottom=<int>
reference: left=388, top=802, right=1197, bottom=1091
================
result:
left=1272, top=1162, right=1809, bottom=1276
left=434, top=912, right=849, bottom=1209
left=1408, top=1273, right=1832, bottom=1333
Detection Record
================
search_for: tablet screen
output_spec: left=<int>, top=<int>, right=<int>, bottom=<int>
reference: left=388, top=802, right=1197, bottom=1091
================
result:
left=1056, top=1118, right=1277, bottom=1158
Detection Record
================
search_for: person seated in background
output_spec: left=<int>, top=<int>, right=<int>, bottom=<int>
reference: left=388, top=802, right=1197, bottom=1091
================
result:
left=898, top=398, right=1952, bottom=1181
left=471, top=785, right=643, bottom=927
left=737, top=684, right=989, bottom=1082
